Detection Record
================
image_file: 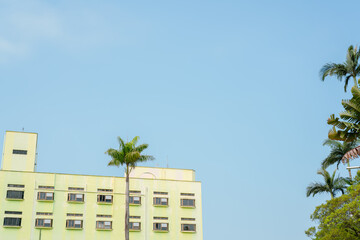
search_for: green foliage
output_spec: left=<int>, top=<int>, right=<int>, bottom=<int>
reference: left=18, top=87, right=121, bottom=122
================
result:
left=306, top=184, right=360, bottom=239
left=306, top=167, right=348, bottom=199
left=320, top=45, right=360, bottom=92
left=105, top=136, right=154, bottom=169
left=328, top=86, right=360, bottom=142
left=321, top=139, right=359, bottom=168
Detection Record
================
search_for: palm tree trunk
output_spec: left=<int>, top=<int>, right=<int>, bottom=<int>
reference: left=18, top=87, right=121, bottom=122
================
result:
left=348, top=161, right=353, bottom=179
left=330, top=191, right=334, bottom=199
left=353, top=75, right=358, bottom=89
left=125, top=165, right=130, bottom=240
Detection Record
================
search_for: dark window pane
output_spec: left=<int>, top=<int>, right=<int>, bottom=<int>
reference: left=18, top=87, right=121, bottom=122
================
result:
left=6, top=190, right=24, bottom=199
left=12, top=150, right=27, bottom=155
left=4, top=217, right=21, bottom=226
left=4, top=211, right=22, bottom=215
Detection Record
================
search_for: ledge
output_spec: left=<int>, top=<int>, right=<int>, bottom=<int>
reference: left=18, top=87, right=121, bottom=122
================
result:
left=97, top=202, right=112, bottom=205
left=153, top=230, right=169, bottom=233
left=67, top=201, right=84, bottom=204
left=37, top=200, right=54, bottom=202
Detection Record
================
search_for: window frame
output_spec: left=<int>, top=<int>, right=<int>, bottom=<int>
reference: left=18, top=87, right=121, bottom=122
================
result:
left=181, top=223, right=196, bottom=232
left=153, top=222, right=169, bottom=232
left=67, top=193, right=84, bottom=203
left=37, top=192, right=54, bottom=201
left=129, top=222, right=141, bottom=231
left=129, top=196, right=141, bottom=205
left=6, top=190, right=24, bottom=200
left=96, top=221, right=112, bottom=230
left=35, top=218, right=53, bottom=228
left=153, top=197, right=168, bottom=206
left=180, top=199, right=196, bottom=208
left=66, top=219, right=83, bottom=229
left=97, top=194, right=113, bottom=204
left=3, top=217, right=22, bottom=227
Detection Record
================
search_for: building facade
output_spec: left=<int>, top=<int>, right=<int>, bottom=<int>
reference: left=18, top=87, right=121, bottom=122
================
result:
left=0, top=131, right=203, bottom=240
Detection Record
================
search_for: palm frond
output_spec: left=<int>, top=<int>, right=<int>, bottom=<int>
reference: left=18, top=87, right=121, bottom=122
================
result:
left=131, top=136, right=140, bottom=147
left=306, top=182, right=328, bottom=197
left=322, top=139, right=341, bottom=149
left=117, top=137, right=125, bottom=149
left=134, top=144, right=149, bottom=153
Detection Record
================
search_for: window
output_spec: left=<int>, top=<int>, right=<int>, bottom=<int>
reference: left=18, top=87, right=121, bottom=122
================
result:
left=3, top=217, right=21, bottom=227
left=181, top=199, right=195, bottom=208
left=68, top=193, right=84, bottom=202
left=37, top=212, right=53, bottom=216
left=67, top=213, right=83, bottom=217
left=129, top=190, right=141, bottom=194
left=68, top=187, right=84, bottom=191
left=129, top=196, right=141, bottom=205
left=154, top=217, right=168, bottom=220
left=181, top=193, right=195, bottom=196
left=153, top=223, right=169, bottom=231
left=35, top=219, right=53, bottom=228
left=153, top=191, right=168, bottom=195
left=4, top=211, right=22, bottom=215
left=96, top=221, right=112, bottom=230
left=38, top=192, right=54, bottom=201
left=97, top=189, right=113, bottom=192
left=97, top=195, right=113, bottom=203
left=13, top=149, right=27, bottom=155
left=7, top=184, right=24, bottom=188
left=181, top=218, right=195, bottom=221
left=130, top=216, right=141, bottom=219
left=38, top=186, right=54, bottom=190
left=66, top=220, right=83, bottom=229
left=129, top=222, right=141, bottom=231
left=181, top=224, right=196, bottom=232
left=96, top=214, right=112, bottom=218
left=6, top=190, right=24, bottom=200
left=153, top=197, right=168, bottom=206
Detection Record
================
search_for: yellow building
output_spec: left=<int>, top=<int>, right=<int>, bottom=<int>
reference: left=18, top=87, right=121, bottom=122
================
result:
left=0, top=131, right=203, bottom=240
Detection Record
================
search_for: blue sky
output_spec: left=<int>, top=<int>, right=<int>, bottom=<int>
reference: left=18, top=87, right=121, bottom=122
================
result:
left=1, top=0, right=360, bottom=239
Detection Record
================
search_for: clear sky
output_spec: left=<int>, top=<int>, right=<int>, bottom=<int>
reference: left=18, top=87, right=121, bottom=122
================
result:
left=1, top=0, right=360, bottom=239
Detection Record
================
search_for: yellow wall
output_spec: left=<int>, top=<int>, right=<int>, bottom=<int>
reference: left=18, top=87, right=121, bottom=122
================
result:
left=1, top=131, right=38, bottom=172
left=129, top=166, right=195, bottom=181
left=0, top=170, right=203, bottom=240
left=0, top=131, right=203, bottom=240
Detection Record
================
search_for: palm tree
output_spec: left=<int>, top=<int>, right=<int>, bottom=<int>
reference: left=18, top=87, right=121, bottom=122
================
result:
left=306, top=167, right=348, bottom=199
left=327, top=86, right=360, bottom=142
left=320, top=45, right=360, bottom=92
left=106, top=136, right=154, bottom=240
left=322, top=139, right=359, bottom=178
